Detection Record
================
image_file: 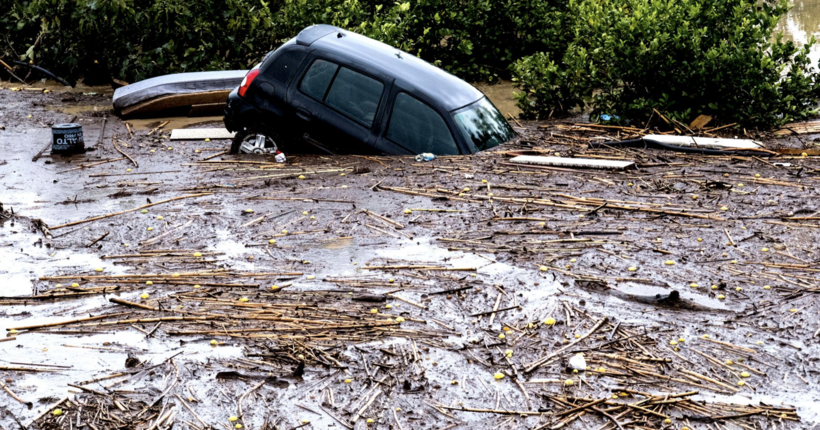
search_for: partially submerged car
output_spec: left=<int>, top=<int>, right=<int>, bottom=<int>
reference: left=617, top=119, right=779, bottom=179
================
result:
left=224, top=24, right=515, bottom=155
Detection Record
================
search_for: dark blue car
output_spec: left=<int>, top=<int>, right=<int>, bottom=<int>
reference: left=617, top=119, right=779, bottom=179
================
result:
left=224, top=25, right=515, bottom=155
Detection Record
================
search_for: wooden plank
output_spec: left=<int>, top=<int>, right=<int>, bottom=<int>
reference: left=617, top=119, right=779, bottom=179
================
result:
left=643, top=135, right=762, bottom=149
left=509, top=155, right=635, bottom=170
left=170, top=128, right=235, bottom=141
left=774, top=120, right=820, bottom=136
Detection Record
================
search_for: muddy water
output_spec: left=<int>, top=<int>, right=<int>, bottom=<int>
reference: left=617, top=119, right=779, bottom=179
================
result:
left=779, top=0, right=820, bottom=65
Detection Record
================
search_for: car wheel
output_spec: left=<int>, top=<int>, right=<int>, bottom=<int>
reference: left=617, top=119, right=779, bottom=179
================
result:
left=230, top=129, right=280, bottom=155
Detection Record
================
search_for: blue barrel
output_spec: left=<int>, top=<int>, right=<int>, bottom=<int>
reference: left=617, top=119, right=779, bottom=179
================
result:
left=51, top=123, right=85, bottom=154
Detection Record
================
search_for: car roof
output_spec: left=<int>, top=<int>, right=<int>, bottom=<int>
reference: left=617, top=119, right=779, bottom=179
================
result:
left=296, top=25, right=483, bottom=111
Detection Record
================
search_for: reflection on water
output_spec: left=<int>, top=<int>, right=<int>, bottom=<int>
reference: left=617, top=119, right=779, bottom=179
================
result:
left=778, top=0, right=820, bottom=65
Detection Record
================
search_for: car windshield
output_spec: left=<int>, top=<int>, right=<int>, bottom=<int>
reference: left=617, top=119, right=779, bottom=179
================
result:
left=452, top=97, right=515, bottom=152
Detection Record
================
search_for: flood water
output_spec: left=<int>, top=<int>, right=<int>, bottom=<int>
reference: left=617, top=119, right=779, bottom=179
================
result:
left=778, top=0, right=820, bottom=64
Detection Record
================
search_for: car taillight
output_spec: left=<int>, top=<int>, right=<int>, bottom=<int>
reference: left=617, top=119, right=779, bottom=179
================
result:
left=238, top=69, right=259, bottom=97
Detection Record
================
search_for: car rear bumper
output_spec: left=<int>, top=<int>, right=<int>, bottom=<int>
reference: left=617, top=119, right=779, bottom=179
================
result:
left=223, top=88, right=263, bottom=133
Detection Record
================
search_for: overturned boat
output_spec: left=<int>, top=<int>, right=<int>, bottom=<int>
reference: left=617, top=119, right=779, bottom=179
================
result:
left=112, top=70, right=247, bottom=118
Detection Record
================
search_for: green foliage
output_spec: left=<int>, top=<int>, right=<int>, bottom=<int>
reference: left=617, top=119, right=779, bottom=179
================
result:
left=3, top=0, right=276, bottom=83
left=512, top=0, right=820, bottom=128
left=1, top=0, right=569, bottom=84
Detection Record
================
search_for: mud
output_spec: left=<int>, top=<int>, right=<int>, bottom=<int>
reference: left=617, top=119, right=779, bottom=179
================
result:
left=1, top=85, right=819, bottom=430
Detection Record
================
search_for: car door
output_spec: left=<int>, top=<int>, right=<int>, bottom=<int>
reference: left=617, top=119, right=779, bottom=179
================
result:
left=287, top=56, right=389, bottom=154
left=373, top=88, right=464, bottom=155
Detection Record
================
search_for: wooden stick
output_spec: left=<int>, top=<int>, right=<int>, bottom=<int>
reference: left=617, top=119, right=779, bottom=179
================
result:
left=525, top=317, right=608, bottom=373
left=113, top=137, right=139, bottom=167
left=50, top=193, right=210, bottom=229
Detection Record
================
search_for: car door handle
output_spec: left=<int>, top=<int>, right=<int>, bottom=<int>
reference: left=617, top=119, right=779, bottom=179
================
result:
left=296, top=108, right=312, bottom=122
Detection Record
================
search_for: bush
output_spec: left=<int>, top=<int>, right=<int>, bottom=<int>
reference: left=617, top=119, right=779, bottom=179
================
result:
left=1, top=0, right=570, bottom=84
left=512, top=0, right=820, bottom=128
left=2, top=0, right=277, bottom=83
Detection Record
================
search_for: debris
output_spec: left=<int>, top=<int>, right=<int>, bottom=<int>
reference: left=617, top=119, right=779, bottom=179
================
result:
left=170, top=128, right=236, bottom=141
left=509, top=155, right=635, bottom=170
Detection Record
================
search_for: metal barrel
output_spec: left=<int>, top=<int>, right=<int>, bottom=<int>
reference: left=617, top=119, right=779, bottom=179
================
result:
left=51, top=123, right=85, bottom=154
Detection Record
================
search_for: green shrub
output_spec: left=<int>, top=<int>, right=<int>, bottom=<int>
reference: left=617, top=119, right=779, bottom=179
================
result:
left=512, top=0, right=820, bottom=128
left=2, top=0, right=277, bottom=83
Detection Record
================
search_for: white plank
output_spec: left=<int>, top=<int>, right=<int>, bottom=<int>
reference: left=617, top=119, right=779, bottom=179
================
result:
left=169, top=128, right=235, bottom=141
left=643, top=135, right=761, bottom=149
left=509, top=155, right=635, bottom=170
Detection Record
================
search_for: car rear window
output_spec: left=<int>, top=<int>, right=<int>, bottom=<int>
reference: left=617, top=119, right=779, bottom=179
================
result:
left=325, top=68, right=384, bottom=127
left=300, top=59, right=338, bottom=100
left=386, top=93, right=458, bottom=155
left=265, top=49, right=307, bottom=85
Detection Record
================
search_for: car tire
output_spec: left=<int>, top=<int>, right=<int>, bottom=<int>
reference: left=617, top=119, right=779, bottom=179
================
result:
left=230, top=128, right=284, bottom=155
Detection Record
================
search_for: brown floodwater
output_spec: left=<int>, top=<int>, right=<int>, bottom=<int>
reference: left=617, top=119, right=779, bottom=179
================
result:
left=778, top=0, right=820, bottom=64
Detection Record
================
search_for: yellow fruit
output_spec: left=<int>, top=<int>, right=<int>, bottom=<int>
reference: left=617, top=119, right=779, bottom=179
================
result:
left=628, top=183, right=633, bottom=186
left=717, top=295, right=725, bottom=299
left=569, top=258, right=577, bottom=263
left=193, top=285, right=201, bottom=289
left=298, top=175, right=306, bottom=179
left=271, top=285, right=279, bottom=290
left=193, top=252, right=202, bottom=257
left=52, top=409, right=63, bottom=416
left=140, top=293, right=149, bottom=299
left=498, top=334, right=506, bottom=339
left=539, top=266, right=548, bottom=271
left=544, top=318, right=556, bottom=325
left=71, top=283, right=80, bottom=287
left=306, top=275, right=315, bottom=280
left=236, top=425, right=243, bottom=429
left=763, top=285, right=771, bottom=290
left=482, top=179, right=488, bottom=183
left=664, top=260, right=675, bottom=265
left=370, top=309, right=378, bottom=314
left=268, top=239, right=276, bottom=244
left=404, top=209, right=412, bottom=214
left=711, top=285, right=718, bottom=290
left=697, top=237, right=703, bottom=242
left=310, top=216, right=315, bottom=219
left=762, top=248, right=769, bottom=252
left=146, top=281, right=153, bottom=285
left=172, top=273, right=180, bottom=277
left=229, top=416, right=238, bottom=422
left=147, top=227, right=154, bottom=231
left=94, top=268, right=103, bottom=272
left=210, top=340, right=218, bottom=345
left=596, top=367, right=606, bottom=373
left=238, top=297, right=249, bottom=302
left=790, top=308, right=798, bottom=313
left=737, top=380, right=746, bottom=386
left=564, top=379, right=574, bottom=385
left=735, top=287, right=743, bottom=291
left=721, top=206, right=728, bottom=211
left=302, top=211, right=308, bottom=215
left=494, top=372, right=505, bottom=380
left=385, top=304, right=393, bottom=309
left=9, top=329, right=18, bottom=334
left=282, top=229, right=288, bottom=234
left=741, top=371, right=750, bottom=378
left=627, top=267, right=637, bottom=272
left=344, top=379, right=352, bottom=383
left=692, top=195, right=698, bottom=199
left=167, top=147, right=173, bottom=150
left=690, top=283, right=698, bottom=288
left=245, top=208, right=254, bottom=213
left=366, top=418, right=375, bottom=424
left=670, top=340, right=678, bottom=346
left=730, top=260, right=738, bottom=264
left=395, top=317, right=405, bottom=322
left=505, top=349, right=513, bottom=358
left=156, top=216, right=163, bottom=220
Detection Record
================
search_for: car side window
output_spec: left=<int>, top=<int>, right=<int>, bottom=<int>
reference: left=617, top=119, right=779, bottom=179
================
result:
left=325, top=67, right=384, bottom=127
left=300, top=59, right=338, bottom=100
left=386, top=93, right=459, bottom=155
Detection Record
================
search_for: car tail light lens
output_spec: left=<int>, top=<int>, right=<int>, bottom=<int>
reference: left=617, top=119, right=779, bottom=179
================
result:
left=238, top=69, right=260, bottom=97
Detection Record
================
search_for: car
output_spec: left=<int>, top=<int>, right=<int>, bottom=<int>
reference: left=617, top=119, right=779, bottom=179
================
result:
left=223, top=24, right=515, bottom=156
